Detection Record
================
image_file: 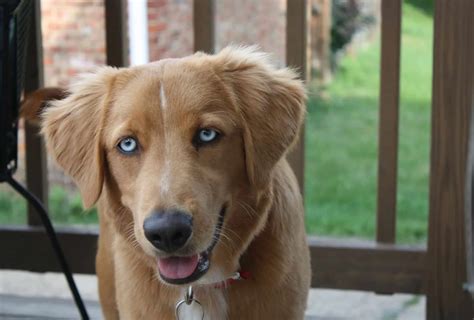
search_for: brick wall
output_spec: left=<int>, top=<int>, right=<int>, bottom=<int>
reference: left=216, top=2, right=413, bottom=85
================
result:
left=40, top=0, right=380, bottom=86
left=147, top=0, right=286, bottom=63
left=41, top=0, right=106, bottom=87
left=147, top=0, right=194, bottom=60
left=215, top=0, right=286, bottom=65
left=41, top=0, right=286, bottom=87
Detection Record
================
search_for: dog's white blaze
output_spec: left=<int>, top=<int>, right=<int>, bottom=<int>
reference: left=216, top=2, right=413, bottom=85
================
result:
left=160, top=84, right=167, bottom=109
left=160, top=159, right=171, bottom=196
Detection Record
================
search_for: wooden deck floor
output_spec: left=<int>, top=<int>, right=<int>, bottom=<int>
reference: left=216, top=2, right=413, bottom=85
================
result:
left=0, top=294, right=327, bottom=320
left=0, top=294, right=102, bottom=320
left=0, top=271, right=423, bottom=320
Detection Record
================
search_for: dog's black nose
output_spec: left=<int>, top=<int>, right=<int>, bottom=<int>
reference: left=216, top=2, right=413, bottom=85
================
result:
left=143, top=210, right=193, bottom=253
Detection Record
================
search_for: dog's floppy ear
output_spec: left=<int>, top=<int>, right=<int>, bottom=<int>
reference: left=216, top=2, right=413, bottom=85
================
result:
left=41, top=67, right=119, bottom=208
left=214, top=46, right=306, bottom=189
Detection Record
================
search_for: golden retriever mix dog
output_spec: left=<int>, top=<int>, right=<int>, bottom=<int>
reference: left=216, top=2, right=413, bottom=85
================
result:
left=30, top=47, right=310, bottom=319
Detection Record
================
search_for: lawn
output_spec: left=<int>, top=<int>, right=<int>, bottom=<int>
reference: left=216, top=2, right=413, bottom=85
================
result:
left=0, top=184, right=98, bottom=225
left=0, top=1, right=433, bottom=243
left=305, top=0, right=433, bottom=243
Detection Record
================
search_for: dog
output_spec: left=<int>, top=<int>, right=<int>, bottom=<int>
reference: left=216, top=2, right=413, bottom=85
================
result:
left=27, top=46, right=311, bottom=319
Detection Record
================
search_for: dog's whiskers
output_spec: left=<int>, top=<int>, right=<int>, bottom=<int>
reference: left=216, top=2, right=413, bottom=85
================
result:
left=219, top=223, right=244, bottom=244
left=212, top=230, right=233, bottom=254
left=215, top=227, right=235, bottom=248
left=213, top=228, right=240, bottom=268
left=236, top=200, right=259, bottom=219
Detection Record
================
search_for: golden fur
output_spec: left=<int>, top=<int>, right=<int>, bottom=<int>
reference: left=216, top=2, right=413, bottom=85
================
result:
left=31, top=47, right=310, bottom=319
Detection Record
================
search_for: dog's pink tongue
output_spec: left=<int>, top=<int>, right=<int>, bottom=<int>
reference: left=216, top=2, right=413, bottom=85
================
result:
left=158, top=255, right=199, bottom=279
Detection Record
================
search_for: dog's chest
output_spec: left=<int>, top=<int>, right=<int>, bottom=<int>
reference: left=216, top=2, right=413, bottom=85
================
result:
left=177, top=302, right=205, bottom=320
left=176, top=289, right=227, bottom=320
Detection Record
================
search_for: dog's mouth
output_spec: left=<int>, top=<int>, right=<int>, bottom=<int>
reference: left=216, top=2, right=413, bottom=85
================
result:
left=157, top=206, right=226, bottom=285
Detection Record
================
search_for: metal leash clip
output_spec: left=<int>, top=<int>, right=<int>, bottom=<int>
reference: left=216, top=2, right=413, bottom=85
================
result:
left=175, top=286, right=204, bottom=320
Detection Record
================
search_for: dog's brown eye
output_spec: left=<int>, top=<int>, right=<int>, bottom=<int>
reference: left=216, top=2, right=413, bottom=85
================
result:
left=117, top=137, right=138, bottom=154
left=194, top=128, right=220, bottom=147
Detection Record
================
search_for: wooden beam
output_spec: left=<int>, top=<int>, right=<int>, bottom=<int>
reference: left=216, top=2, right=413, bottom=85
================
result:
left=105, top=0, right=129, bottom=67
left=193, top=0, right=215, bottom=53
left=0, top=226, right=426, bottom=295
left=24, top=0, right=47, bottom=226
left=376, top=0, right=402, bottom=244
left=427, top=0, right=474, bottom=318
left=0, top=295, right=102, bottom=319
left=286, top=0, right=311, bottom=194
left=310, top=237, right=426, bottom=294
left=0, top=226, right=97, bottom=274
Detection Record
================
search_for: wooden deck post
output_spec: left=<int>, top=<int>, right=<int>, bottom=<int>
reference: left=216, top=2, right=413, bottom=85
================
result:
left=286, top=0, right=311, bottom=194
left=105, top=0, right=129, bottom=67
left=193, top=0, right=215, bottom=53
left=310, top=0, right=332, bottom=84
left=427, top=0, right=474, bottom=318
left=465, top=90, right=474, bottom=308
left=24, top=0, right=47, bottom=226
left=376, top=0, right=402, bottom=244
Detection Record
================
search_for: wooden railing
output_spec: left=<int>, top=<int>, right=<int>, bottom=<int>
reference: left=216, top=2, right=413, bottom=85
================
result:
left=1, top=0, right=473, bottom=319
left=427, top=0, right=474, bottom=318
left=376, top=0, right=401, bottom=244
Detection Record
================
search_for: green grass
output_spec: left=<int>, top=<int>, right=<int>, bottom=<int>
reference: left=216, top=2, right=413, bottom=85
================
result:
left=305, top=1, right=433, bottom=243
left=0, top=1, right=433, bottom=243
left=0, top=186, right=27, bottom=224
left=0, top=184, right=97, bottom=225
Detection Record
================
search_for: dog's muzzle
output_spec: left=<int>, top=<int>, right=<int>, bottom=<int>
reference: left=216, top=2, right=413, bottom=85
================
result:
left=143, top=206, right=227, bottom=285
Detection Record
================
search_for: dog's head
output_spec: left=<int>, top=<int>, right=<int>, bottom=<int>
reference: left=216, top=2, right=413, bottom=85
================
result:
left=40, top=47, right=305, bottom=285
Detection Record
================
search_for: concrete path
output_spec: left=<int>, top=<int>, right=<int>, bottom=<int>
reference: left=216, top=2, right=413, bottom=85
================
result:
left=0, top=270, right=425, bottom=319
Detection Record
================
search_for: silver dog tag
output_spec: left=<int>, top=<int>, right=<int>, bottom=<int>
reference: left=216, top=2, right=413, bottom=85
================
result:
left=175, top=286, right=204, bottom=320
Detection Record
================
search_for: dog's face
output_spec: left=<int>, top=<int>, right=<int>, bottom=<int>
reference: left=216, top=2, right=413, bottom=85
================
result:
left=103, top=61, right=247, bottom=284
left=41, top=47, right=305, bottom=285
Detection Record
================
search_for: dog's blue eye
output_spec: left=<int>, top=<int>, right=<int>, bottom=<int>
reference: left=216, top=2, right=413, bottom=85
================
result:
left=192, top=128, right=222, bottom=149
left=198, top=128, right=219, bottom=144
left=118, top=137, right=138, bottom=154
